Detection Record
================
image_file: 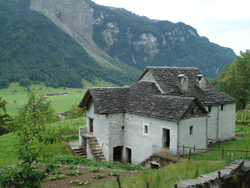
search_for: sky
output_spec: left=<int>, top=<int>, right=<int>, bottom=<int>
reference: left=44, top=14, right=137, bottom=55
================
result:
left=91, top=0, right=250, bottom=55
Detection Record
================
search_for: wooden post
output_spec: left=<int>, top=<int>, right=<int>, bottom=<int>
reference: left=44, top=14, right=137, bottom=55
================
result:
left=117, top=176, right=121, bottom=188
left=183, top=144, right=184, bottom=156
left=189, top=149, right=191, bottom=161
left=194, top=145, right=196, bottom=159
left=146, top=182, right=149, bottom=188
left=222, top=147, right=224, bottom=158
left=218, top=171, right=221, bottom=179
left=174, top=184, right=177, bottom=188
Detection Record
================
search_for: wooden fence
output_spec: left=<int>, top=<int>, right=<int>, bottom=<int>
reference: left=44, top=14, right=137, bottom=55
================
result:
left=178, top=145, right=250, bottom=159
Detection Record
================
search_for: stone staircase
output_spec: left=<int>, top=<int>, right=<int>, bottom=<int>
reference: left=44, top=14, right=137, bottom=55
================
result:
left=88, top=136, right=106, bottom=161
left=141, top=148, right=178, bottom=168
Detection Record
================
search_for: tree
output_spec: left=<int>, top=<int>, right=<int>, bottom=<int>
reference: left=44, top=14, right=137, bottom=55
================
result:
left=0, top=96, right=60, bottom=187
left=0, top=97, right=12, bottom=135
left=65, top=101, right=85, bottom=119
left=214, top=50, right=250, bottom=109
left=18, top=92, right=56, bottom=123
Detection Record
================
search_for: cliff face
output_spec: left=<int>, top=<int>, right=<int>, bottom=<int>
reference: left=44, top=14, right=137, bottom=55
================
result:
left=30, top=0, right=236, bottom=78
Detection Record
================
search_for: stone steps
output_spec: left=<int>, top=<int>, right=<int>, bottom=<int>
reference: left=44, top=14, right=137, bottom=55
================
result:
left=88, top=136, right=105, bottom=161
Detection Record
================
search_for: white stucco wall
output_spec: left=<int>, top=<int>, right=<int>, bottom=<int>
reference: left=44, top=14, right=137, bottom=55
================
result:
left=124, top=113, right=178, bottom=164
left=205, top=103, right=235, bottom=141
left=86, top=100, right=110, bottom=160
left=107, top=113, right=125, bottom=161
left=178, top=117, right=207, bottom=153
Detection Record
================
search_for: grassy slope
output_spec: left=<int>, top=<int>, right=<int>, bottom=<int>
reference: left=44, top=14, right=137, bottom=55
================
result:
left=0, top=79, right=115, bottom=115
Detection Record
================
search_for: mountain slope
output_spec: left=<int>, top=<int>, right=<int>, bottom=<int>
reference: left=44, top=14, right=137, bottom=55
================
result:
left=0, top=0, right=141, bottom=89
left=30, top=0, right=236, bottom=78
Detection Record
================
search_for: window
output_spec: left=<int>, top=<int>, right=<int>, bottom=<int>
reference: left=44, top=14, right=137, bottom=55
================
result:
left=144, top=125, right=148, bottom=134
left=221, top=104, right=224, bottom=111
left=143, top=124, right=149, bottom=136
left=208, top=106, right=211, bottom=112
left=190, top=126, right=193, bottom=135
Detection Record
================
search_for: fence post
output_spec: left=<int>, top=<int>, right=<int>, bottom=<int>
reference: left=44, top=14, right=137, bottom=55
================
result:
left=146, top=182, right=149, bottom=188
left=183, top=144, right=184, bottom=156
left=189, top=149, right=191, bottom=161
left=194, top=145, right=196, bottom=159
left=174, top=184, right=177, bottom=188
left=117, top=176, right=121, bottom=188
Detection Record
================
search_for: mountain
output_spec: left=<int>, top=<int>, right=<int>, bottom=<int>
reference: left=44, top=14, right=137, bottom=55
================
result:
left=0, top=0, right=141, bottom=89
left=0, top=0, right=236, bottom=89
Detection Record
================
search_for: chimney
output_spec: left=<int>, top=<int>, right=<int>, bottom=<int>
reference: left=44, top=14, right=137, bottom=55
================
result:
left=196, top=74, right=206, bottom=89
left=178, top=74, right=188, bottom=91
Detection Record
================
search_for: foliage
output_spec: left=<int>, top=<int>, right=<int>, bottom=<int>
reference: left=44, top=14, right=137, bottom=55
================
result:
left=210, top=50, right=250, bottom=109
left=90, top=167, right=100, bottom=172
left=49, top=116, right=86, bottom=134
left=236, top=104, right=250, bottom=121
left=70, top=180, right=90, bottom=185
left=93, top=173, right=106, bottom=180
left=0, top=101, right=61, bottom=187
left=65, top=101, right=85, bottom=119
left=65, top=170, right=83, bottom=177
left=46, top=155, right=149, bottom=172
left=0, top=97, right=12, bottom=135
left=68, top=164, right=77, bottom=169
left=49, top=174, right=67, bottom=180
left=18, top=92, right=56, bottom=123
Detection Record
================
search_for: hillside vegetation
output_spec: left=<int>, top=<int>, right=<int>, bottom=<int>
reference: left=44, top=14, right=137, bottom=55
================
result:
left=0, top=0, right=140, bottom=89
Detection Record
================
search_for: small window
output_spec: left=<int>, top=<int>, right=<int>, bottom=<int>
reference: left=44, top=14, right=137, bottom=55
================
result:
left=221, top=105, right=224, bottom=111
left=190, top=126, right=193, bottom=135
left=208, top=106, right=211, bottom=112
left=122, top=126, right=124, bottom=130
left=198, top=77, right=201, bottom=81
left=144, top=125, right=148, bottom=134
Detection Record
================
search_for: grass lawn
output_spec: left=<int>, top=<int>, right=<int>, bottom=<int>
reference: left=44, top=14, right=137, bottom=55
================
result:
left=0, top=117, right=85, bottom=168
left=0, top=79, right=115, bottom=115
left=184, top=124, right=250, bottom=160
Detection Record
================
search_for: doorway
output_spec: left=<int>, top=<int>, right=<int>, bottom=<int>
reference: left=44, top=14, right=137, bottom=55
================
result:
left=126, top=148, right=132, bottom=164
left=163, top=128, right=170, bottom=148
left=113, top=146, right=123, bottom=162
left=89, top=118, right=93, bottom=133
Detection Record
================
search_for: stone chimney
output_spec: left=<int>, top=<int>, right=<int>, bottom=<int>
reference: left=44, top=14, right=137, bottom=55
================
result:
left=178, top=74, right=188, bottom=91
left=196, top=74, right=206, bottom=90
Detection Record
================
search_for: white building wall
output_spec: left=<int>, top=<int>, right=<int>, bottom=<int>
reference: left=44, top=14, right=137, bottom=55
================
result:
left=218, top=103, right=235, bottom=140
left=86, top=101, right=110, bottom=160
left=107, top=113, right=125, bottom=161
left=178, top=117, right=207, bottom=153
left=124, top=113, right=177, bottom=164
left=205, top=103, right=235, bottom=141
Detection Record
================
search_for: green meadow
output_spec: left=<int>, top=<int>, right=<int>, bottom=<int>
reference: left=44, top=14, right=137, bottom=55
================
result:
left=0, top=79, right=115, bottom=115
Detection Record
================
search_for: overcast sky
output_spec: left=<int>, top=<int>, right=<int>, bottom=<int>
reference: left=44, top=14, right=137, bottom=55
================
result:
left=91, top=0, right=250, bottom=55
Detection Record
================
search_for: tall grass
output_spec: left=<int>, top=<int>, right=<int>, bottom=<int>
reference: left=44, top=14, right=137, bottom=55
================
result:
left=92, top=160, right=228, bottom=188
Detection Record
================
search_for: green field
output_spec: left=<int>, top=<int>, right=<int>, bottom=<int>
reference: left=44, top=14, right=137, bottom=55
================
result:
left=0, top=79, right=115, bottom=115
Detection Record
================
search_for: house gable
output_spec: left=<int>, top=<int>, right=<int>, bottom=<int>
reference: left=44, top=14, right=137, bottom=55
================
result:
left=181, top=100, right=207, bottom=120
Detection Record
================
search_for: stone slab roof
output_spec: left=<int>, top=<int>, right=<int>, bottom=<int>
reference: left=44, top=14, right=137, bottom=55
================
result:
left=138, top=66, right=237, bottom=105
left=78, top=82, right=207, bottom=121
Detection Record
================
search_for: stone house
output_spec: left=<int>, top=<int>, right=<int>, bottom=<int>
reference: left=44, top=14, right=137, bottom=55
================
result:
left=78, top=67, right=236, bottom=164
